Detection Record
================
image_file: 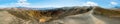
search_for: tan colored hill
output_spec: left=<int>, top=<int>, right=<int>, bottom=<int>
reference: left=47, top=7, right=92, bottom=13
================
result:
left=5, top=7, right=92, bottom=23
left=93, top=7, right=120, bottom=18
left=91, top=7, right=120, bottom=24
left=0, top=6, right=120, bottom=24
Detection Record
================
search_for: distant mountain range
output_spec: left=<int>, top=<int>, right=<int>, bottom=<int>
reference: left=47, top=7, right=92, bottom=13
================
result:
left=16, top=7, right=56, bottom=10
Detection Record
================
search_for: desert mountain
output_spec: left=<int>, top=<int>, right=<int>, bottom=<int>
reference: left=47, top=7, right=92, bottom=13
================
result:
left=0, top=6, right=120, bottom=24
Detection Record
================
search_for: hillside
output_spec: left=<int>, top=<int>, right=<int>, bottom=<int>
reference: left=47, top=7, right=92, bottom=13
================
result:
left=0, top=6, right=120, bottom=24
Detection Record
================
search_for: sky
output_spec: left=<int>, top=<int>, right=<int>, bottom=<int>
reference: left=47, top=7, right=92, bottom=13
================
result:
left=0, top=0, right=120, bottom=8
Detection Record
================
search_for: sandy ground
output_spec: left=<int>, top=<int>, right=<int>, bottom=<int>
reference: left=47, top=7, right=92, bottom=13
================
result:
left=0, top=11, right=14, bottom=24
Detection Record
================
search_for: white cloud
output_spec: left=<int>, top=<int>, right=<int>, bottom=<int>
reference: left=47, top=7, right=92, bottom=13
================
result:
left=0, top=0, right=30, bottom=8
left=110, top=2, right=118, bottom=5
left=16, top=0, right=30, bottom=7
left=19, top=0, right=27, bottom=1
left=82, top=1, right=98, bottom=6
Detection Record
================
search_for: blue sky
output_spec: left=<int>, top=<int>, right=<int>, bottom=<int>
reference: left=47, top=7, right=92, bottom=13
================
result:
left=0, top=0, right=120, bottom=8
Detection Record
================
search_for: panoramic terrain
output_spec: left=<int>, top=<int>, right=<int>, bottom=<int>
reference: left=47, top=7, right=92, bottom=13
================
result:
left=0, top=6, right=120, bottom=24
